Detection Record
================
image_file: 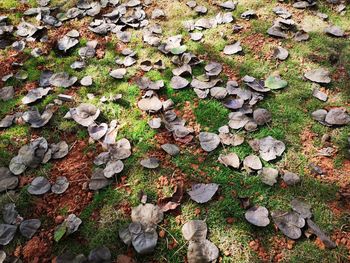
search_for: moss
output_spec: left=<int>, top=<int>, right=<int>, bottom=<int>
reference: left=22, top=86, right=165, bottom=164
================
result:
left=284, top=241, right=348, bottom=263
left=0, top=126, right=29, bottom=147
left=0, top=0, right=19, bottom=8
left=77, top=129, right=88, bottom=140
left=194, top=99, right=230, bottom=132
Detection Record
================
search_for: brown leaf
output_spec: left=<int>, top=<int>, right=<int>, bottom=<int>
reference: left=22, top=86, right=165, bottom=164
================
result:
left=238, top=196, right=251, bottom=210
left=226, top=217, right=235, bottom=224
left=116, top=255, right=136, bottom=263
left=157, top=184, right=184, bottom=212
left=190, top=163, right=199, bottom=170
left=168, top=239, right=178, bottom=250
left=159, top=230, right=166, bottom=238
left=175, top=215, right=183, bottom=225
left=174, top=134, right=193, bottom=144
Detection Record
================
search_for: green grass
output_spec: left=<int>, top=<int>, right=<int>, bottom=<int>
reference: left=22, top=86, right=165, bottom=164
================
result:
left=194, top=99, right=230, bottom=132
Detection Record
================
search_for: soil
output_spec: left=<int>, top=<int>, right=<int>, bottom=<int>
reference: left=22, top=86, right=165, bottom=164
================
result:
left=1, top=0, right=349, bottom=262
left=18, top=139, right=95, bottom=262
left=300, top=127, right=350, bottom=258
left=22, top=235, right=51, bottom=263
left=241, top=33, right=278, bottom=59
left=222, top=64, right=240, bottom=81
left=301, top=127, right=350, bottom=187
left=248, top=238, right=269, bottom=262
left=0, top=51, right=28, bottom=88
left=33, top=139, right=94, bottom=219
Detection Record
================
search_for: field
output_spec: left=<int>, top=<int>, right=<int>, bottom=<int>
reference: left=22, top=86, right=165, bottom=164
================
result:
left=0, top=0, right=349, bottom=262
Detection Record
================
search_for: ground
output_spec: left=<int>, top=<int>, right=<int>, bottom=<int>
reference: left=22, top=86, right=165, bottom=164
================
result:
left=0, top=0, right=350, bottom=262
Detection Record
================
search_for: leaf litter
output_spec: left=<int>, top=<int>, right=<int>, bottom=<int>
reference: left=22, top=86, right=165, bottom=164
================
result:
left=0, top=0, right=346, bottom=261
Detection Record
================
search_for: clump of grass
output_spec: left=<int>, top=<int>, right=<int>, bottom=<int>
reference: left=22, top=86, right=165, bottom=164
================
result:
left=194, top=99, right=230, bottom=132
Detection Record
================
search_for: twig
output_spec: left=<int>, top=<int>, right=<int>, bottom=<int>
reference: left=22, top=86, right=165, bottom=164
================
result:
left=5, top=190, right=15, bottom=203
left=171, top=241, right=188, bottom=257
left=265, top=121, right=272, bottom=131
left=340, top=223, right=350, bottom=232
left=157, top=224, right=178, bottom=244
left=273, top=212, right=289, bottom=218
left=69, top=179, right=88, bottom=183
left=69, top=140, right=77, bottom=151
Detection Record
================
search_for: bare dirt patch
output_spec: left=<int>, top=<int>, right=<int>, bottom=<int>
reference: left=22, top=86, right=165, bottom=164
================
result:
left=15, top=139, right=95, bottom=261
left=241, top=33, right=278, bottom=59
left=249, top=238, right=269, bottom=262
left=300, top=127, right=350, bottom=186
left=33, top=139, right=94, bottom=219
left=22, top=235, right=51, bottom=263
left=300, top=127, right=350, bottom=258
left=0, top=51, right=28, bottom=88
